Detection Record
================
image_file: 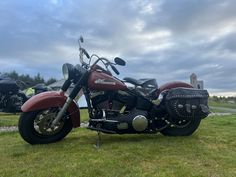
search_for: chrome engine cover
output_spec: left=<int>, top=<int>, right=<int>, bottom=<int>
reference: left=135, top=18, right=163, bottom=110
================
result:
left=132, top=115, right=148, bottom=132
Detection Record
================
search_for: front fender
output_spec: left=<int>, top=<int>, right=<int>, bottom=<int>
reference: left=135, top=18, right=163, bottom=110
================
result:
left=21, top=91, right=80, bottom=128
left=156, top=81, right=193, bottom=97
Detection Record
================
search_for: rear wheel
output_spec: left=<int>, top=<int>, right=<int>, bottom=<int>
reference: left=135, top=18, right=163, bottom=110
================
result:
left=18, top=107, right=72, bottom=144
left=160, top=116, right=201, bottom=136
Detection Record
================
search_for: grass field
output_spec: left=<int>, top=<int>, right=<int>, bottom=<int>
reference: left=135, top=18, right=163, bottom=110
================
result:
left=0, top=114, right=236, bottom=177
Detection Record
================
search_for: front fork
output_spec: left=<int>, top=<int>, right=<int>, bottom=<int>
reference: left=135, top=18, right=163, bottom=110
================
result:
left=51, top=75, right=87, bottom=127
left=51, top=97, right=74, bottom=127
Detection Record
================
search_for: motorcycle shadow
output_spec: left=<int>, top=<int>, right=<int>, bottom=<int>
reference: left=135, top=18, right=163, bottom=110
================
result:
left=65, top=129, right=196, bottom=147
left=97, top=134, right=196, bottom=145
left=98, top=133, right=161, bottom=144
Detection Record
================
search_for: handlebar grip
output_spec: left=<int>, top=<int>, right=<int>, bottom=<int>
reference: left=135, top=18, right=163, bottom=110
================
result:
left=83, top=49, right=90, bottom=59
left=111, top=65, right=120, bottom=75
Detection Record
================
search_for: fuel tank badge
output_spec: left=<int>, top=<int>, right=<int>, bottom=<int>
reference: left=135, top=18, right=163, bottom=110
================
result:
left=94, top=79, right=116, bottom=85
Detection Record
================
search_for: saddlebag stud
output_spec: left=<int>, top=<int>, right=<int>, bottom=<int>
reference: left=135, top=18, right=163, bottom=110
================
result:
left=178, top=104, right=184, bottom=109
left=185, top=104, right=191, bottom=113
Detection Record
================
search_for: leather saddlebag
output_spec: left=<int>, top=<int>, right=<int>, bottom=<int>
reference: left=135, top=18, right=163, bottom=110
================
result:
left=165, top=88, right=209, bottom=120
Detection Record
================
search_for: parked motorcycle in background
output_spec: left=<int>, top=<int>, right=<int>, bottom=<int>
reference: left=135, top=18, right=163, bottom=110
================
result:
left=24, top=83, right=52, bottom=97
left=18, top=36, right=209, bottom=145
left=0, top=75, right=52, bottom=113
left=0, top=76, right=28, bottom=113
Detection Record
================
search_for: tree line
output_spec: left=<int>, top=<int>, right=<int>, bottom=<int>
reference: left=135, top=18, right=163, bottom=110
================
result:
left=0, top=71, right=57, bottom=89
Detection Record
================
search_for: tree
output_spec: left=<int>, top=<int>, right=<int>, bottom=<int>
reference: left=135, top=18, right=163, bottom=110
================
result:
left=34, top=73, right=45, bottom=85
left=2, top=71, right=57, bottom=89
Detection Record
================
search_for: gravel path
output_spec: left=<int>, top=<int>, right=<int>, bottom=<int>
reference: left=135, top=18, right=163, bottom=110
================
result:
left=0, top=122, right=89, bottom=133
left=209, top=112, right=232, bottom=116
left=210, top=106, right=236, bottom=113
left=0, top=126, right=18, bottom=132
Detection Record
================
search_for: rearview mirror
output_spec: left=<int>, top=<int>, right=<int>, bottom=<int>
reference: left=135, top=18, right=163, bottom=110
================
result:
left=114, top=57, right=126, bottom=66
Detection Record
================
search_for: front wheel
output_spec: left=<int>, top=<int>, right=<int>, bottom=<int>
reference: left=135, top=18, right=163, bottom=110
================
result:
left=160, top=116, right=201, bottom=136
left=18, top=107, right=72, bottom=144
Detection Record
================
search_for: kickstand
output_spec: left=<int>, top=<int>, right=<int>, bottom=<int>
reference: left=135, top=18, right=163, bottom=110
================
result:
left=94, top=131, right=101, bottom=149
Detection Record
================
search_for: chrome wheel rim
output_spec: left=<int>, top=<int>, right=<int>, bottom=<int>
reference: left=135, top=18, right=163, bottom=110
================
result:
left=34, top=108, right=65, bottom=135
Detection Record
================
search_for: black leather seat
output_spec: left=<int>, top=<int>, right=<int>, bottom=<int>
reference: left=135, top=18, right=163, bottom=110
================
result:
left=123, top=77, right=157, bottom=88
left=123, top=77, right=143, bottom=86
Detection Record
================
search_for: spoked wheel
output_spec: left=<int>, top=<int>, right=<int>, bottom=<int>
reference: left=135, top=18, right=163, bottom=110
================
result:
left=18, top=107, right=72, bottom=144
left=160, top=116, right=202, bottom=136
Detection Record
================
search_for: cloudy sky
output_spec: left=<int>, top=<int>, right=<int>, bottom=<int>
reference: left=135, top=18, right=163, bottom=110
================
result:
left=0, top=0, right=236, bottom=96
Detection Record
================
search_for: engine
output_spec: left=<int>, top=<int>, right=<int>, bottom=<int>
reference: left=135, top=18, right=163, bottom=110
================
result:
left=89, top=90, right=150, bottom=133
left=90, top=90, right=136, bottom=112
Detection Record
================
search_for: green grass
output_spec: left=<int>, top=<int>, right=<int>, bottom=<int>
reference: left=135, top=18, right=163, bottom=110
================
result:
left=0, top=113, right=20, bottom=126
left=0, top=115, right=236, bottom=177
left=0, top=109, right=89, bottom=127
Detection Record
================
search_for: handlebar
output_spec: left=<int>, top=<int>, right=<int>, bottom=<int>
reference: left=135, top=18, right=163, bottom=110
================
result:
left=81, top=48, right=90, bottom=59
left=78, top=38, right=122, bottom=75
left=90, top=57, right=120, bottom=75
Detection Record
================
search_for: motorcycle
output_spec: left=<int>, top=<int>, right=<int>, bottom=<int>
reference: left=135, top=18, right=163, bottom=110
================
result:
left=0, top=76, right=51, bottom=113
left=25, top=83, right=52, bottom=97
left=0, top=76, right=28, bottom=113
left=18, top=37, right=209, bottom=145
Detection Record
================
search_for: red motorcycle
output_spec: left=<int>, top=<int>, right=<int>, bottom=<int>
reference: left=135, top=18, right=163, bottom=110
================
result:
left=18, top=37, right=209, bottom=145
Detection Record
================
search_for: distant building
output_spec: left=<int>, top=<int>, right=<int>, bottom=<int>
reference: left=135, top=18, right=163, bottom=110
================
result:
left=190, top=73, right=204, bottom=89
left=48, top=79, right=70, bottom=91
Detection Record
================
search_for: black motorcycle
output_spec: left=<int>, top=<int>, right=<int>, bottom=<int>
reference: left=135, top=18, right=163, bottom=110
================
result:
left=0, top=76, right=28, bottom=113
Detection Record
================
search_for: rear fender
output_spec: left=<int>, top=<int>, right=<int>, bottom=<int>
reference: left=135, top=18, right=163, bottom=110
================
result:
left=156, top=81, right=193, bottom=98
left=21, top=91, right=80, bottom=128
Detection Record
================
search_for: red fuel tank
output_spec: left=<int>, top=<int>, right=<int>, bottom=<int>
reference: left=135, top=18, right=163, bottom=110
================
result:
left=88, top=71, right=127, bottom=91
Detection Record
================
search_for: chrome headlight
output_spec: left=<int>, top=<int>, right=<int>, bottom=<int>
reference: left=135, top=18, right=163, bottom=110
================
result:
left=62, top=63, right=75, bottom=80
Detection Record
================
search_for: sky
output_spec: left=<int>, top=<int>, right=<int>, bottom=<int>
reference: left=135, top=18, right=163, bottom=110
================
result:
left=0, top=0, right=236, bottom=96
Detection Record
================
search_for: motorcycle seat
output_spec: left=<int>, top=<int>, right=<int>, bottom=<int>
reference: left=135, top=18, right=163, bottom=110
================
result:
left=123, top=77, right=157, bottom=88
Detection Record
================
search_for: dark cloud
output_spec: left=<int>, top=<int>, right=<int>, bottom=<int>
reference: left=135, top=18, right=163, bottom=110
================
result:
left=0, top=0, right=236, bottom=95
